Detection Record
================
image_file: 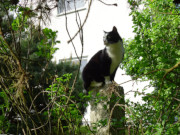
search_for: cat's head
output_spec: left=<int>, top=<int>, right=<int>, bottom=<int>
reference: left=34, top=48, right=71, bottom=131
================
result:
left=103, top=26, right=122, bottom=46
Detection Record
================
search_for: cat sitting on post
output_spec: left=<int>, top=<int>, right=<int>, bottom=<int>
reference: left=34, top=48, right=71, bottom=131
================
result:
left=82, top=26, right=124, bottom=92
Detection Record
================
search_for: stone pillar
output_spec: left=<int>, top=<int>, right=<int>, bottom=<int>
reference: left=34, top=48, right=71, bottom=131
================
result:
left=89, top=82, right=125, bottom=135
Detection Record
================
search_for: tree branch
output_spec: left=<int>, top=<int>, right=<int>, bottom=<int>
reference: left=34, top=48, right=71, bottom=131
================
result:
left=67, top=0, right=92, bottom=44
left=98, top=0, right=117, bottom=7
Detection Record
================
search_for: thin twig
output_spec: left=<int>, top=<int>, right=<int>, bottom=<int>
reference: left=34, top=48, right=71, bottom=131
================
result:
left=98, top=0, right=118, bottom=6
left=64, top=0, right=80, bottom=60
left=67, top=0, right=92, bottom=44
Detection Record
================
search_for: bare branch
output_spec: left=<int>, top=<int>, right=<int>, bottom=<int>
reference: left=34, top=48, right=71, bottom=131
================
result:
left=98, top=0, right=118, bottom=7
left=67, top=0, right=93, bottom=44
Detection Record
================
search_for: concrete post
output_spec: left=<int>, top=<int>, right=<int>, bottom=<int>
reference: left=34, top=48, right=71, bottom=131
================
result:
left=89, top=82, right=125, bottom=135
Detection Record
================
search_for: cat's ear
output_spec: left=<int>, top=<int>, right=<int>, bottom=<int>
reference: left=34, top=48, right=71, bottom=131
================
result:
left=112, top=26, right=117, bottom=32
left=104, top=30, right=107, bottom=33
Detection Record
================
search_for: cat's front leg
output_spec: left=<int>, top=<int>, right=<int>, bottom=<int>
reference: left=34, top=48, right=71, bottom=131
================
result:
left=110, top=67, right=118, bottom=81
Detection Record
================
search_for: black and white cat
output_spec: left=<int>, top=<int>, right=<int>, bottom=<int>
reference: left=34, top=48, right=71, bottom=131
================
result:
left=82, top=26, right=124, bottom=92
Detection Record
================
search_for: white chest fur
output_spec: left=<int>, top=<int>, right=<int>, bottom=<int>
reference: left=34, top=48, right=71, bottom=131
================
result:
left=106, top=41, right=124, bottom=74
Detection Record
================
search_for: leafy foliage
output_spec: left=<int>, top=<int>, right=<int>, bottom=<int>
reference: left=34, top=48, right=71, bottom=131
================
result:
left=44, top=73, right=87, bottom=134
left=36, top=28, right=60, bottom=59
left=123, top=0, right=180, bottom=134
left=0, top=1, right=85, bottom=134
